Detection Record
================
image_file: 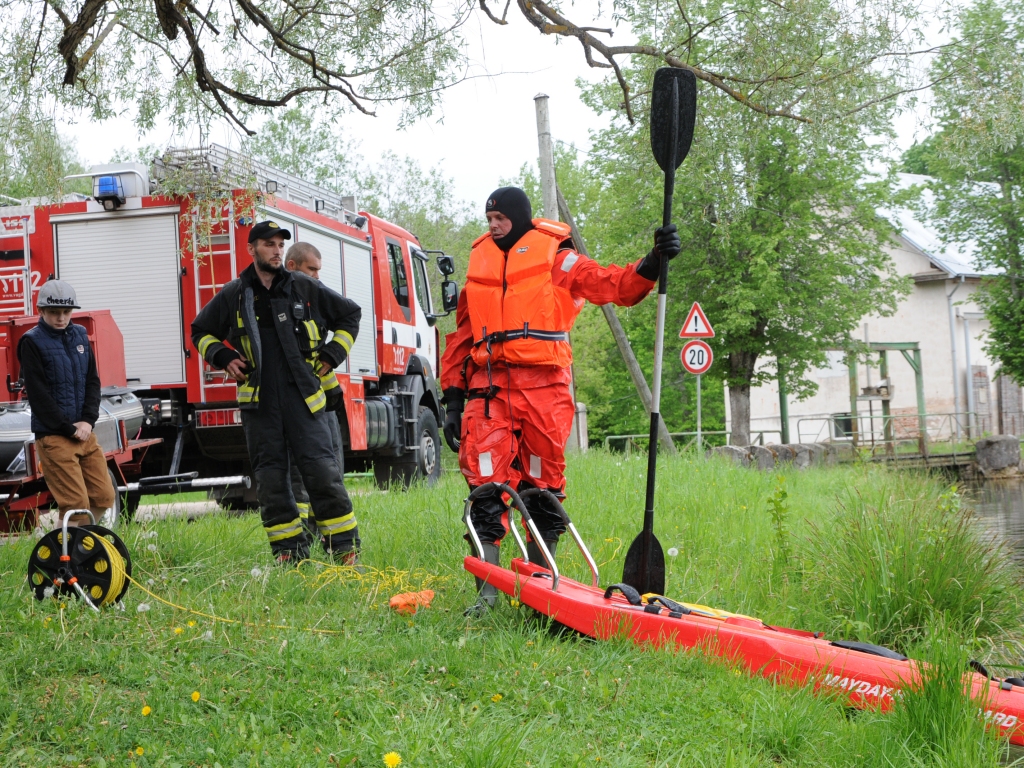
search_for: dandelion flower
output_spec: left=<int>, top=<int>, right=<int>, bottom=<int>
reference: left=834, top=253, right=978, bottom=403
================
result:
left=43, top=586, right=54, bottom=599
left=174, top=627, right=183, bottom=635
left=203, top=631, right=213, bottom=640
left=491, top=693, right=503, bottom=703
left=667, top=547, right=679, bottom=557
left=250, top=567, right=263, bottom=578
left=146, top=579, right=155, bottom=586
left=147, top=544, right=157, bottom=552
left=137, top=603, right=150, bottom=613
left=180, top=577, right=188, bottom=584
left=187, top=620, right=196, bottom=627
left=191, top=691, right=201, bottom=702
left=141, top=706, right=152, bottom=716
left=383, top=752, right=402, bottom=767
left=43, top=617, right=51, bottom=625
left=136, top=747, right=144, bottom=755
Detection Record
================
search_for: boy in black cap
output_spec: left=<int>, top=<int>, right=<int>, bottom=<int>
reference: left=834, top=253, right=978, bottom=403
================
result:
left=192, top=220, right=363, bottom=563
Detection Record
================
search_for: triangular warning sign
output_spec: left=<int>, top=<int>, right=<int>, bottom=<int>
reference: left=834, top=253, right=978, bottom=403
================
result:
left=679, top=302, right=714, bottom=338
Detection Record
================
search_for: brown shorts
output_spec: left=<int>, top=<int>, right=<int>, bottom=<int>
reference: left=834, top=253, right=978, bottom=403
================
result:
left=36, top=432, right=115, bottom=515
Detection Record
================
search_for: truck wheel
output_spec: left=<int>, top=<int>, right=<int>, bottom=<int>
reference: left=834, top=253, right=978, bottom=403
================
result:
left=373, top=407, right=442, bottom=489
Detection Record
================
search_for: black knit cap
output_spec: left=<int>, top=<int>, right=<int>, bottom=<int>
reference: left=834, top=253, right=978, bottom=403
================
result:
left=485, top=187, right=534, bottom=251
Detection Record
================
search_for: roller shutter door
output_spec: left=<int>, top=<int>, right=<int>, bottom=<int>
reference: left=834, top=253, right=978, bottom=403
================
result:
left=55, top=214, right=184, bottom=384
left=342, top=242, right=377, bottom=376
left=293, top=225, right=348, bottom=373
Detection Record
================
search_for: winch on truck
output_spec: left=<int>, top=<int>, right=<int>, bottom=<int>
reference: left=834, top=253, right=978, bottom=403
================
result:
left=0, top=146, right=458, bottom=521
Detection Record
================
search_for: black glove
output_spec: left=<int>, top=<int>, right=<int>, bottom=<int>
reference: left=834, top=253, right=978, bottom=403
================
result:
left=325, top=385, right=343, bottom=412
left=442, top=387, right=465, bottom=452
left=637, top=224, right=682, bottom=280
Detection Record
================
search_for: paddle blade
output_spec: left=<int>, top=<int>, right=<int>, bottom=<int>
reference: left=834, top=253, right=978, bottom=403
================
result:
left=621, top=532, right=666, bottom=596
left=650, top=68, right=697, bottom=172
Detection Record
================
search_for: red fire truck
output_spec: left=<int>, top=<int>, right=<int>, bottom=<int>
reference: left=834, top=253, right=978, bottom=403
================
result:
left=0, top=146, right=457, bottom=521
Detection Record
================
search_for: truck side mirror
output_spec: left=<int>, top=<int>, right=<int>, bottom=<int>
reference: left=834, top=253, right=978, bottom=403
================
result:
left=437, top=254, right=455, bottom=276
left=441, top=280, right=459, bottom=313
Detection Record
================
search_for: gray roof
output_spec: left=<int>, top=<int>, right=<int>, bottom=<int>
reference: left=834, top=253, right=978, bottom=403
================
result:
left=881, top=173, right=996, bottom=278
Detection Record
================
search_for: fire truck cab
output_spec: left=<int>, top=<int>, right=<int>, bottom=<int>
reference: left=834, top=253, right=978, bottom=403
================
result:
left=0, top=146, right=457, bottom=514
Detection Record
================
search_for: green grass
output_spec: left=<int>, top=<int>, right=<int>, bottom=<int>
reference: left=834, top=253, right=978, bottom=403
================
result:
left=1, top=452, right=1021, bottom=766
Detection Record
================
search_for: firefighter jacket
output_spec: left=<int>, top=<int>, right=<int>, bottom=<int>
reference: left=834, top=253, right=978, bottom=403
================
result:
left=440, top=219, right=656, bottom=392
left=191, top=265, right=361, bottom=413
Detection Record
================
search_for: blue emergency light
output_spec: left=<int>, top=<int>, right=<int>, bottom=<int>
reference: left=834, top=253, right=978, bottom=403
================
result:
left=94, top=174, right=126, bottom=210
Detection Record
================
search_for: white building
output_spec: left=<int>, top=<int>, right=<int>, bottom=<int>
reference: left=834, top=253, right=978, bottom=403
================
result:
left=730, top=174, right=1019, bottom=449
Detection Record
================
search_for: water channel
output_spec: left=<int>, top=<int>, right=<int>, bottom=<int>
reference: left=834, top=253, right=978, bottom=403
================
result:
left=969, top=479, right=1024, bottom=562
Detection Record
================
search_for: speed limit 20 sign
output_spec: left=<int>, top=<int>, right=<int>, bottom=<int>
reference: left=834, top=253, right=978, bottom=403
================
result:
left=681, top=340, right=713, bottom=375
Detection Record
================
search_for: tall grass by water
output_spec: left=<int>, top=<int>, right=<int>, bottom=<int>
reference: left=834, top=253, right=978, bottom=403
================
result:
left=0, top=451, right=1021, bottom=766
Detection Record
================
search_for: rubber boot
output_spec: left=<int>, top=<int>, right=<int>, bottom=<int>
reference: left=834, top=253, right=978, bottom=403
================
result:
left=465, top=541, right=501, bottom=617
left=527, top=538, right=558, bottom=569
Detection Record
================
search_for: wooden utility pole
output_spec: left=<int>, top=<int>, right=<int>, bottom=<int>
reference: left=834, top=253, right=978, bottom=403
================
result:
left=536, top=94, right=587, bottom=452
left=556, top=186, right=678, bottom=456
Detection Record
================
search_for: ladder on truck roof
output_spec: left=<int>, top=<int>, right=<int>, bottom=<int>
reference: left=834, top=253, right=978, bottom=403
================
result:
left=152, top=145, right=363, bottom=224
left=193, top=200, right=239, bottom=403
left=0, top=207, right=36, bottom=321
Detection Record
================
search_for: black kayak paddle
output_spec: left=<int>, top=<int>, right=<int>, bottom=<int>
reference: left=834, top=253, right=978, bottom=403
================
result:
left=621, top=67, right=697, bottom=596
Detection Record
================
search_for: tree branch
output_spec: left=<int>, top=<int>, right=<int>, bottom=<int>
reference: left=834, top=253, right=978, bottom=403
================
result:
left=478, top=0, right=508, bottom=25
left=56, top=0, right=109, bottom=84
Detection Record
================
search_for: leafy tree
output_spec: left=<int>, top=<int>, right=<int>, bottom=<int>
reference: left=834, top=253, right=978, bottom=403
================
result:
left=2, top=0, right=942, bottom=134
left=245, top=109, right=359, bottom=192
left=0, top=106, right=88, bottom=201
left=545, top=7, right=910, bottom=445
left=903, top=0, right=1024, bottom=383
left=1, top=0, right=473, bottom=133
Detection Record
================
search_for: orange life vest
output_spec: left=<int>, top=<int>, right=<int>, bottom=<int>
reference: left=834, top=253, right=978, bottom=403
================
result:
left=465, top=219, right=584, bottom=368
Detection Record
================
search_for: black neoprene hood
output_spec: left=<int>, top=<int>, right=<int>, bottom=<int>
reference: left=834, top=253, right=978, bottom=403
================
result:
left=485, top=187, right=534, bottom=251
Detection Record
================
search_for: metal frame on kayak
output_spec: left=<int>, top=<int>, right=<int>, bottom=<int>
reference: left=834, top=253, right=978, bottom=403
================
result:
left=463, top=481, right=1024, bottom=746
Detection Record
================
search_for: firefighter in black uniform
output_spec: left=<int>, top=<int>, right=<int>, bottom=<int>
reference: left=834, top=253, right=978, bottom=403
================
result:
left=192, top=220, right=362, bottom=563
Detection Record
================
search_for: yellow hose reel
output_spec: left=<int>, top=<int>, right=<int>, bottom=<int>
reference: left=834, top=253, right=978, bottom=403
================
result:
left=27, top=521, right=132, bottom=608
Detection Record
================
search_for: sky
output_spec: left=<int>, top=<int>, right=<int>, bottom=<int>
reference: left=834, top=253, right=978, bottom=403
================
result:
left=59, top=5, right=939, bottom=212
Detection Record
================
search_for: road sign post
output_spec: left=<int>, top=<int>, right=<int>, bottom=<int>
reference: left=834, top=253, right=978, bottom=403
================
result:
left=680, top=303, right=715, bottom=455
left=681, top=339, right=713, bottom=454
left=696, top=373, right=702, bottom=452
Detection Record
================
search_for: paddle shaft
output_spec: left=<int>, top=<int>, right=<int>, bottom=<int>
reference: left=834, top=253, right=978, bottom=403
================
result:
left=639, top=78, right=679, bottom=586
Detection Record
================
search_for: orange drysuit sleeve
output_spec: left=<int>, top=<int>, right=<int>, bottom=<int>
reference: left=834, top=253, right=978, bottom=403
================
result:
left=552, top=249, right=655, bottom=307
left=440, top=288, right=475, bottom=391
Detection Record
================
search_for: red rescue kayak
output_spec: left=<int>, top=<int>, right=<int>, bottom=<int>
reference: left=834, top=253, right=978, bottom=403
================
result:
left=461, top=483, right=1024, bottom=746
left=465, top=555, right=1024, bottom=744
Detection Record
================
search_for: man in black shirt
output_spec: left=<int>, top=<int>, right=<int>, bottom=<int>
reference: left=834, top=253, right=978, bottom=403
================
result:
left=192, top=221, right=362, bottom=563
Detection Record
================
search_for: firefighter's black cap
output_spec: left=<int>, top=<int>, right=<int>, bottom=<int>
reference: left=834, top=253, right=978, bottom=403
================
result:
left=248, top=220, right=292, bottom=244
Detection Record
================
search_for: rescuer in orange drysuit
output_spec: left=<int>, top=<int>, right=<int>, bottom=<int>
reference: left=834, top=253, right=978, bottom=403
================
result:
left=440, top=186, right=680, bottom=614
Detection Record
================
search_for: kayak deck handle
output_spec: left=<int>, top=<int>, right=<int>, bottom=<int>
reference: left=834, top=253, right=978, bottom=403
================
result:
left=603, top=583, right=642, bottom=606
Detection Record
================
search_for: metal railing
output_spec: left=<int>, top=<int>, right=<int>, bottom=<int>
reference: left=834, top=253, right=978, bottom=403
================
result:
left=796, top=411, right=987, bottom=457
left=604, top=429, right=783, bottom=453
